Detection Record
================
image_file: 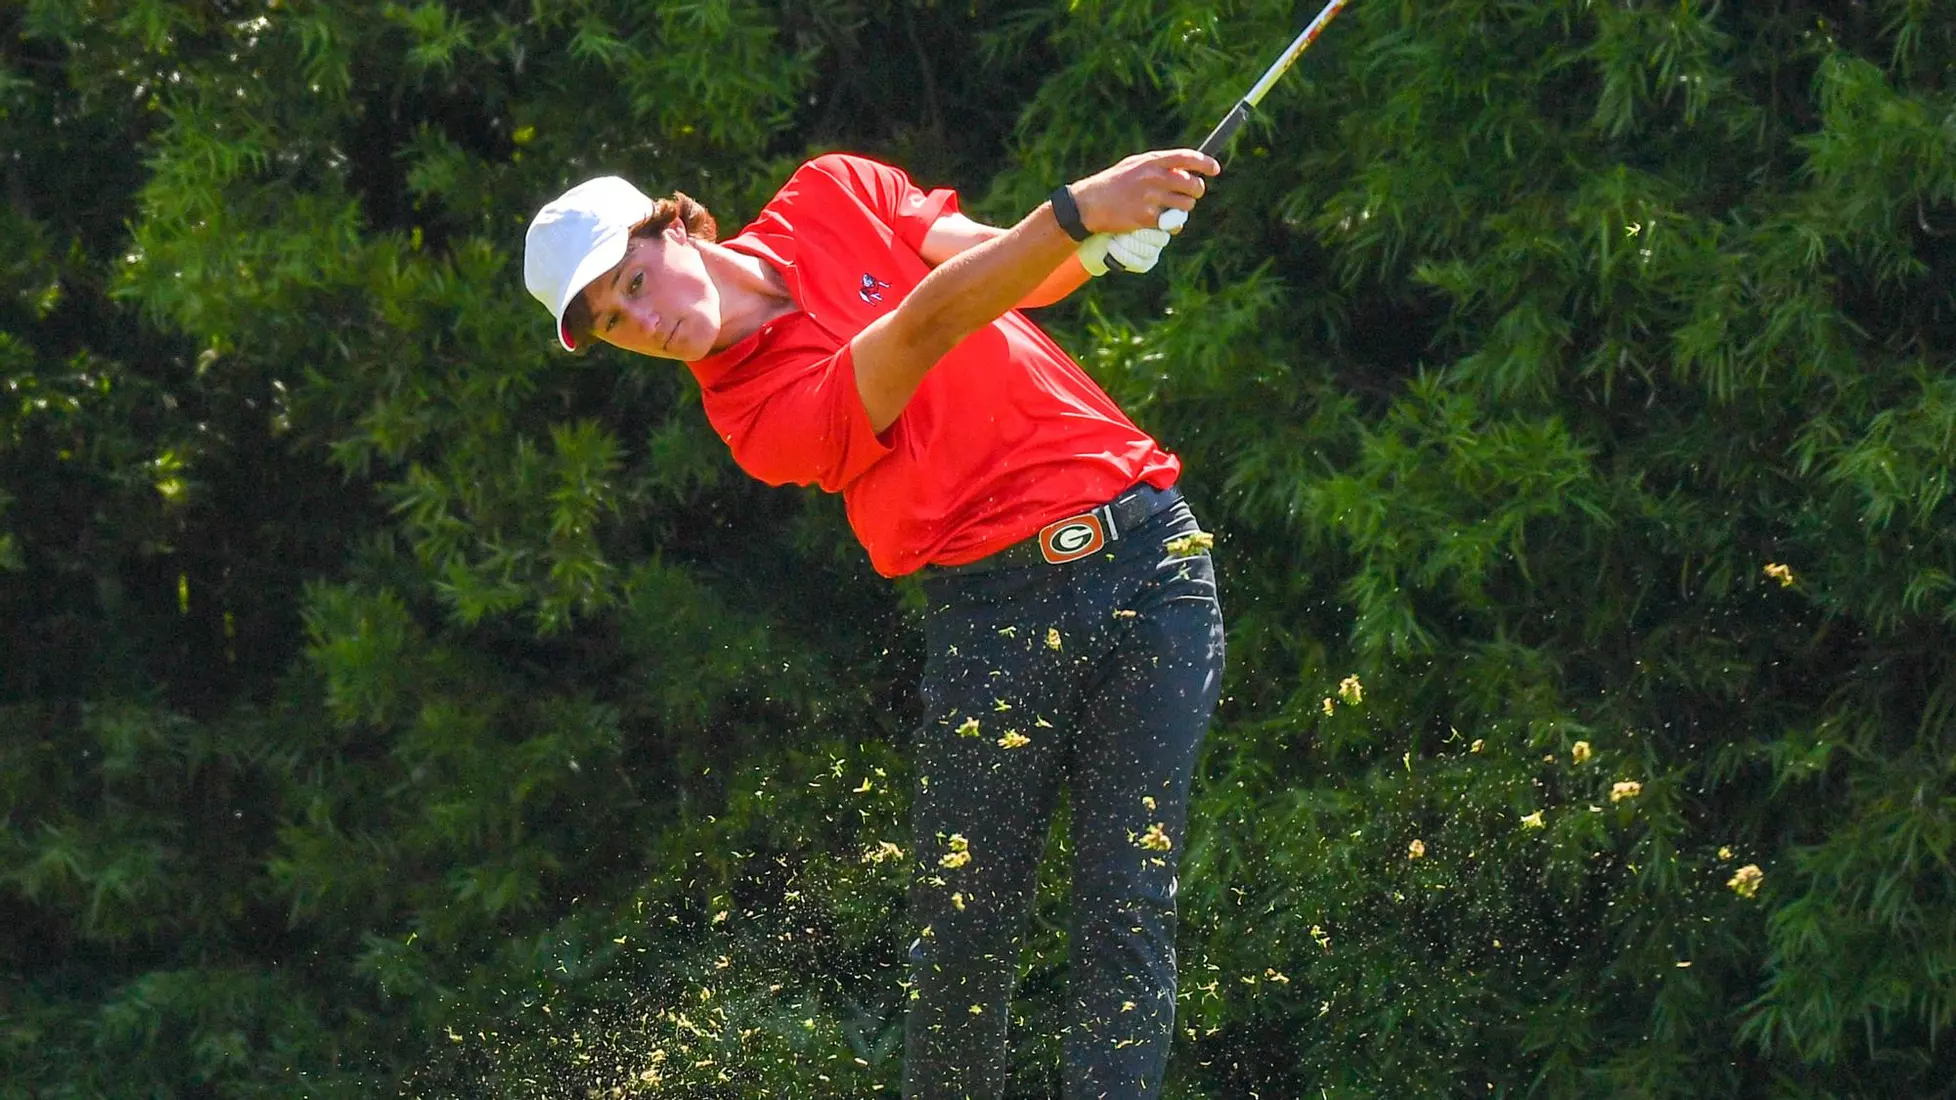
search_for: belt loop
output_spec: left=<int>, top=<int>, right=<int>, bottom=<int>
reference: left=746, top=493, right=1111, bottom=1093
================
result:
left=1096, top=501, right=1120, bottom=542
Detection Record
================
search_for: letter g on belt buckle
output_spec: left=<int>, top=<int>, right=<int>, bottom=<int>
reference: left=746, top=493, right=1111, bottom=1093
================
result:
left=1037, top=509, right=1108, bottom=565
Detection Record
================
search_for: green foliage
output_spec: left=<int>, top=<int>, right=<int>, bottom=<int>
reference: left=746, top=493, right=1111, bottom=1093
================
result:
left=5, top=0, right=1956, bottom=1096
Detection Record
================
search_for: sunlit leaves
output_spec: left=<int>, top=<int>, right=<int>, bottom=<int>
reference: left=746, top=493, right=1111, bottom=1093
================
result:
left=387, top=2, right=478, bottom=76
left=304, top=581, right=419, bottom=728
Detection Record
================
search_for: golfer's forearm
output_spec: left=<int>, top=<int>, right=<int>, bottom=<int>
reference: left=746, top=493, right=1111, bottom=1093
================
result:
left=854, top=205, right=1081, bottom=431
left=901, top=205, right=1076, bottom=345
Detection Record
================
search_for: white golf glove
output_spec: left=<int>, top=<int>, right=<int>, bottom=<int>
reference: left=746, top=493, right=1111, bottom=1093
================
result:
left=1077, top=226, right=1172, bottom=276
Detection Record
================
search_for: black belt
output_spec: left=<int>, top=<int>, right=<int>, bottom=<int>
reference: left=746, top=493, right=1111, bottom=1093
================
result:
left=923, top=484, right=1182, bottom=579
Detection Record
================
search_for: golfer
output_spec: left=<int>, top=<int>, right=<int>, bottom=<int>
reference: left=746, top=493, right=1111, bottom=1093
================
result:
left=525, top=147, right=1225, bottom=1100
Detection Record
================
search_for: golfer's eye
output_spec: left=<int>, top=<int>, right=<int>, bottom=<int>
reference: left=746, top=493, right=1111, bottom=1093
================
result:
left=628, top=272, right=643, bottom=295
left=604, top=312, right=619, bottom=333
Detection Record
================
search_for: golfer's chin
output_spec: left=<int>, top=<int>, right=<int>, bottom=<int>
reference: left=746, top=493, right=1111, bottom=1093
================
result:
left=611, top=319, right=713, bottom=362
left=664, top=324, right=718, bottom=362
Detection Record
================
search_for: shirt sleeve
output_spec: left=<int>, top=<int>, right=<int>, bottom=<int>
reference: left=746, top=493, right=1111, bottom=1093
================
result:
left=702, top=341, right=893, bottom=493
left=804, top=153, right=959, bottom=254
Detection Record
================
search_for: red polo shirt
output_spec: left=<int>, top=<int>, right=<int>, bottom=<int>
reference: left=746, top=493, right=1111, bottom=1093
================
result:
left=685, top=153, right=1180, bottom=577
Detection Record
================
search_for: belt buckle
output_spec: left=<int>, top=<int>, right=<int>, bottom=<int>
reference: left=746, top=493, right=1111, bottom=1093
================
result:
left=1037, top=509, right=1108, bottom=564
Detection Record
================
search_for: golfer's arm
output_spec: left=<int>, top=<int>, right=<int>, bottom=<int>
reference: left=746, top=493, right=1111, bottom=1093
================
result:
left=921, top=213, right=1090, bottom=307
left=853, top=206, right=1077, bottom=432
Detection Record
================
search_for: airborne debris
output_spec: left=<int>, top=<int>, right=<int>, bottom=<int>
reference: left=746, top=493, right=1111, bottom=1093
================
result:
left=1520, top=811, right=1545, bottom=829
left=1338, top=675, right=1363, bottom=705
left=1610, top=781, right=1642, bottom=803
left=1763, top=562, right=1795, bottom=588
left=1571, top=740, right=1593, bottom=765
left=1163, top=531, right=1214, bottom=557
left=1138, top=823, right=1173, bottom=851
left=997, top=729, right=1030, bottom=749
left=1407, top=839, right=1427, bottom=860
left=1728, top=864, right=1764, bottom=898
left=940, top=834, right=971, bottom=869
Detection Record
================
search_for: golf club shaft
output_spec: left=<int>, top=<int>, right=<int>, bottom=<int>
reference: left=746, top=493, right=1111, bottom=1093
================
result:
left=1193, top=0, right=1350, bottom=158
left=1157, top=0, right=1350, bottom=232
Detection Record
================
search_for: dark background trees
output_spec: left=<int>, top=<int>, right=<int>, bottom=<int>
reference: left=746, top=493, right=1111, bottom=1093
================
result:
left=3, top=1, right=1953, bottom=1096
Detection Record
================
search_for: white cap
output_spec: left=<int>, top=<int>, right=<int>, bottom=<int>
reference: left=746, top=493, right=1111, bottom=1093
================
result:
left=524, top=176, right=656, bottom=351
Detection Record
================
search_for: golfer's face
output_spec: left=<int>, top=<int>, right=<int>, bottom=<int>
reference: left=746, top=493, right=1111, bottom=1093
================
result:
left=583, top=224, right=718, bottom=361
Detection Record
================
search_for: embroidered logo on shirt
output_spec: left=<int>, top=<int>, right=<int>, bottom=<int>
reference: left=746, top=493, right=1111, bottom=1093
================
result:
left=859, top=273, right=891, bottom=304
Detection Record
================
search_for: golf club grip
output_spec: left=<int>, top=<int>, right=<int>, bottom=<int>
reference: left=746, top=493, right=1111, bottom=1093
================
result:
left=1196, top=101, right=1253, bottom=159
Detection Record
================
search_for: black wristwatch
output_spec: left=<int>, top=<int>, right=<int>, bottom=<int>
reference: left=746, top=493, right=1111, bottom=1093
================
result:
left=1049, top=185, right=1092, bottom=242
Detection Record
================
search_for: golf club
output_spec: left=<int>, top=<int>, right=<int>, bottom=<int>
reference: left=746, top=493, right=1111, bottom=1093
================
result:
left=1158, top=0, right=1351, bottom=232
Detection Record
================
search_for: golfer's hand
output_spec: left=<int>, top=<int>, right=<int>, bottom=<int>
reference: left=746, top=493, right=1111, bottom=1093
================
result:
left=1069, top=149, right=1219, bottom=236
left=1078, top=226, right=1171, bottom=276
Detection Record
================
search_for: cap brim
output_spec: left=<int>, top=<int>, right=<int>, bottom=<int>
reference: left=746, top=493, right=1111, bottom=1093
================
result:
left=550, top=229, right=633, bottom=352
